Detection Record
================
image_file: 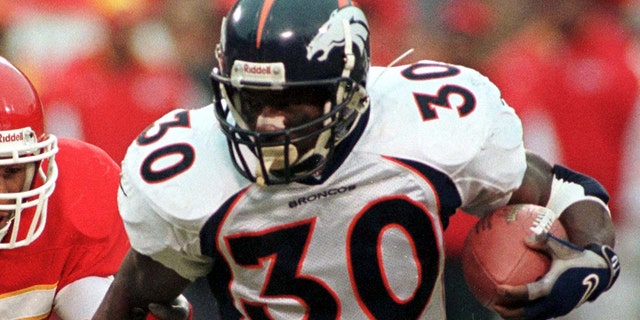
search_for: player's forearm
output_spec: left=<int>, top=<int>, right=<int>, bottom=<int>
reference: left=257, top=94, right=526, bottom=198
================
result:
left=559, top=200, right=615, bottom=248
left=92, top=250, right=149, bottom=319
left=508, top=151, right=615, bottom=249
left=93, top=249, right=192, bottom=319
left=92, top=288, right=133, bottom=319
left=542, top=163, right=615, bottom=248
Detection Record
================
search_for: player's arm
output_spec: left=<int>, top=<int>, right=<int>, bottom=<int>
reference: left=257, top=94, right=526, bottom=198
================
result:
left=494, top=150, right=619, bottom=319
left=92, top=249, right=192, bottom=320
left=507, top=151, right=615, bottom=247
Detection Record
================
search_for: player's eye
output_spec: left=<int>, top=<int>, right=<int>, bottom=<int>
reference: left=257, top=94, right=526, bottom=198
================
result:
left=0, top=165, right=26, bottom=178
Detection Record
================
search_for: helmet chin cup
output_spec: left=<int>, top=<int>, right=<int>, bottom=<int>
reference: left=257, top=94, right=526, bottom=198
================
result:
left=256, top=145, right=299, bottom=186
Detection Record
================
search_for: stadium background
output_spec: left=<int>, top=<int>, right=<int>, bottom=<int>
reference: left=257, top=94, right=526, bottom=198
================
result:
left=0, top=0, right=638, bottom=319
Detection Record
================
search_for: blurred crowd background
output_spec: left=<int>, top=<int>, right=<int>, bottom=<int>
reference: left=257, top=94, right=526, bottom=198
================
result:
left=1, top=0, right=638, bottom=319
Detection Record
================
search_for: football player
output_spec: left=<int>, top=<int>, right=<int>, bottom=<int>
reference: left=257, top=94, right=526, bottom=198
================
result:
left=94, top=1, right=619, bottom=319
left=0, top=57, right=190, bottom=320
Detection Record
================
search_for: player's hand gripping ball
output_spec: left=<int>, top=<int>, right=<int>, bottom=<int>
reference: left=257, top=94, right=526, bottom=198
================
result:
left=461, top=204, right=567, bottom=308
left=131, top=295, right=193, bottom=320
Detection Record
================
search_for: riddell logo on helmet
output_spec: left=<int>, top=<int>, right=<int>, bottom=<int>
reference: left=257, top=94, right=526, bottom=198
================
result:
left=243, top=64, right=271, bottom=75
left=0, top=132, right=24, bottom=143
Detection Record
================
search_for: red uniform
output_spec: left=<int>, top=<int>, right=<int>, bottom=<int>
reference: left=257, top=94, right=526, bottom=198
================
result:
left=0, top=138, right=129, bottom=319
left=42, top=56, right=196, bottom=164
left=482, top=9, right=637, bottom=219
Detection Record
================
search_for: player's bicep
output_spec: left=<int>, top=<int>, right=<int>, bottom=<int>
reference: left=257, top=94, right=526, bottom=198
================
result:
left=118, top=171, right=213, bottom=281
left=458, top=108, right=526, bottom=216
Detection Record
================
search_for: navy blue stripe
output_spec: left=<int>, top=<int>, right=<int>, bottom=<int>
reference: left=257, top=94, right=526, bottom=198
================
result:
left=389, top=157, right=462, bottom=229
left=552, top=165, right=610, bottom=204
left=200, top=191, right=246, bottom=319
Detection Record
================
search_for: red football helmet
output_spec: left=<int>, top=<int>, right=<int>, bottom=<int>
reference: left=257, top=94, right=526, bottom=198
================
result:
left=0, top=57, right=58, bottom=249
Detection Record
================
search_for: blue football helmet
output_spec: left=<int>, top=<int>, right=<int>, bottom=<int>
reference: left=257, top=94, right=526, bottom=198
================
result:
left=212, top=0, right=370, bottom=185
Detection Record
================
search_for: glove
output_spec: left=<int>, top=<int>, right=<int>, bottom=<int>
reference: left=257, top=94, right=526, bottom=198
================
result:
left=496, top=233, right=620, bottom=320
left=131, top=294, right=193, bottom=320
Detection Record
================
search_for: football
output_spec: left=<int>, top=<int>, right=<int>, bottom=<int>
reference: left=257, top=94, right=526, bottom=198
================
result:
left=461, top=204, right=567, bottom=308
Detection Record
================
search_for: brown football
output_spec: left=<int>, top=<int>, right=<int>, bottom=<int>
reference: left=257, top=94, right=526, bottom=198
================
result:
left=461, top=204, right=567, bottom=308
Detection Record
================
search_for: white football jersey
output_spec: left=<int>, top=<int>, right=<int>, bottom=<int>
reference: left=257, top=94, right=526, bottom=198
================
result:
left=119, top=60, right=526, bottom=319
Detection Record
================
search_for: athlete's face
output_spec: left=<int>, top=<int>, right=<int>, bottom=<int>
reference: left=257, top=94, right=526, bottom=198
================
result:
left=237, top=87, right=330, bottom=153
left=0, top=164, right=27, bottom=230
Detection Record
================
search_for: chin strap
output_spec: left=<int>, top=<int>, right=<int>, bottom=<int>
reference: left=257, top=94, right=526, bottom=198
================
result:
left=341, top=19, right=355, bottom=79
left=336, top=18, right=356, bottom=108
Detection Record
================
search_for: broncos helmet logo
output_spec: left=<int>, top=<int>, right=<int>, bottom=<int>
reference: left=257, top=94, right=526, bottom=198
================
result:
left=306, top=6, right=368, bottom=63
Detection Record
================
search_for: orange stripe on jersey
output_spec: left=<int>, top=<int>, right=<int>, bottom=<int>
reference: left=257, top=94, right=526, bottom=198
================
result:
left=15, top=314, right=49, bottom=320
left=338, top=0, right=351, bottom=8
left=256, top=0, right=276, bottom=49
left=381, top=155, right=442, bottom=213
left=0, top=282, right=57, bottom=299
left=0, top=282, right=57, bottom=319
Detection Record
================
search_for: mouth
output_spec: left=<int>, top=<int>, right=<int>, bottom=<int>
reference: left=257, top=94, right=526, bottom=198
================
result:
left=256, top=114, right=286, bottom=132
